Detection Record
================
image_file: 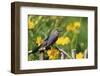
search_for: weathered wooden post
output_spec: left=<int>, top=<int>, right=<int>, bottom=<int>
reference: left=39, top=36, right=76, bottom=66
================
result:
left=71, top=49, right=76, bottom=59
left=84, top=49, right=88, bottom=58
left=39, top=51, right=44, bottom=60
left=61, top=52, right=65, bottom=59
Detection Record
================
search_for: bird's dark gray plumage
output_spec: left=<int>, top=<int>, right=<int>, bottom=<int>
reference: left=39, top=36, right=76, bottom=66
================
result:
left=39, top=30, right=60, bottom=50
left=32, top=30, right=60, bottom=53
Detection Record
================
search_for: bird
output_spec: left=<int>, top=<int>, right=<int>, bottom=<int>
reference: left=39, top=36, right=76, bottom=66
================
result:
left=31, top=29, right=61, bottom=53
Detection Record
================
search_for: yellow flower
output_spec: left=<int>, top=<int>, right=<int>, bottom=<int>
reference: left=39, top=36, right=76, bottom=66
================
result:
left=66, top=21, right=80, bottom=32
left=76, top=52, right=84, bottom=59
left=36, top=36, right=43, bottom=46
left=56, top=36, right=70, bottom=45
left=28, top=19, right=35, bottom=29
left=66, top=23, right=76, bottom=32
left=74, top=21, right=80, bottom=29
left=47, top=48, right=59, bottom=60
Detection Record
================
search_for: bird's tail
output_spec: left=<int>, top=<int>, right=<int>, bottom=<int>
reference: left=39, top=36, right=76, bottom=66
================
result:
left=28, top=46, right=40, bottom=55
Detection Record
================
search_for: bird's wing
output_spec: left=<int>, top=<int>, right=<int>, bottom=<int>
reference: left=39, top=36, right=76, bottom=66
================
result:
left=46, top=32, right=59, bottom=47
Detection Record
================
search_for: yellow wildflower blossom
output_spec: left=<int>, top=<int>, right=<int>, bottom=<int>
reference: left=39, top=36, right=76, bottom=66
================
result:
left=28, top=19, right=35, bottom=29
left=66, top=23, right=76, bottom=32
left=74, top=21, right=80, bottom=29
left=66, top=21, right=80, bottom=32
left=47, top=48, right=59, bottom=60
left=76, top=52, right=84, bottom=59
left=56, top=36, right=70, bottom=45
left=36, top=36, right=43, bottom=46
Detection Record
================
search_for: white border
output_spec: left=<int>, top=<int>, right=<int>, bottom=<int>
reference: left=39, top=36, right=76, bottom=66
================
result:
left=20, top=6, right=95, bottom=70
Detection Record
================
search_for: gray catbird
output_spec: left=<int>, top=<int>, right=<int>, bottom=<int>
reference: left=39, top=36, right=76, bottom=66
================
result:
left=32, top=30, right=60, bottom=53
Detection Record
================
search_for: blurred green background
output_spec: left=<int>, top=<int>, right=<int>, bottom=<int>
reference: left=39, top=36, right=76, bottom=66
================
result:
left=28, top=15, right=88, bottom=61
